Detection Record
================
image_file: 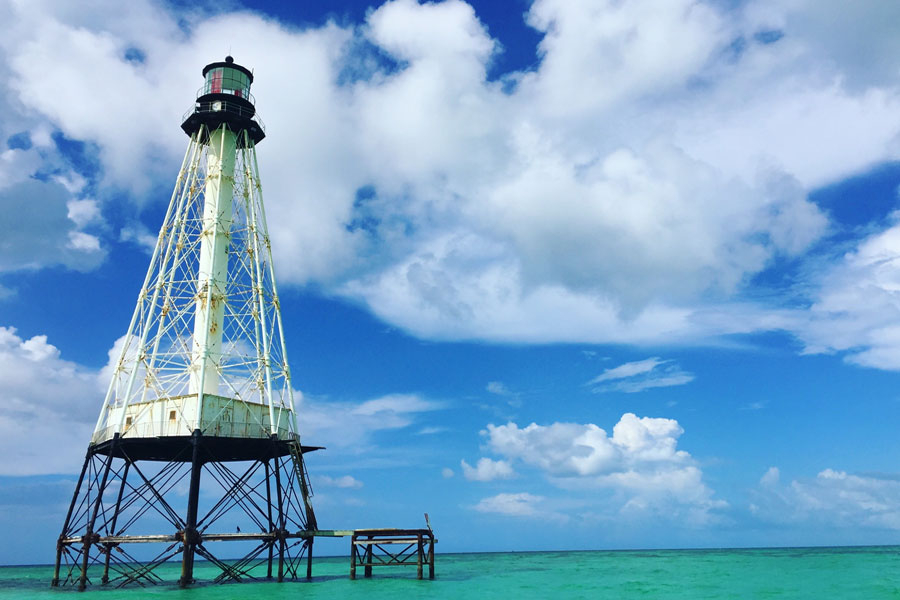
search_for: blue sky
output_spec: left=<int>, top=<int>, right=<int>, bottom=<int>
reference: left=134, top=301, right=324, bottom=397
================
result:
left=3, top=0, right=900, bottom=564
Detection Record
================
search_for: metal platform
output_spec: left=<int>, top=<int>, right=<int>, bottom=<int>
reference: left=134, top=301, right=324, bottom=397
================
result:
left=89, top=433, right=322, bottom=463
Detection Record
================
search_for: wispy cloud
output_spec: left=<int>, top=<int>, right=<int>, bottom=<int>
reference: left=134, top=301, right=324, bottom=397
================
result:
left=472, top=492, right=568, bottom=522
left=472, top=493, right=543, bottom=517
left=589, top=357, right=694, bottom=393
left=298, top=392, right=446, bottom=453
left=486, top=381, right=513, bottom=396
left=461, top=457, right=515, bottom=482
left=352, top=393, right=444, bottom=416
left=317, top=475, right=363, bottom=489
left=484, top=380, right=522, bottom=411
left=417, top=426, right=448, bottom=435
left=591, top=358, right=664, bottom=383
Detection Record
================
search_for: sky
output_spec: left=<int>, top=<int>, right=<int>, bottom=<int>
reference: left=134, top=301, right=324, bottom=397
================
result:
left=2, top=0, right=900, bottom=564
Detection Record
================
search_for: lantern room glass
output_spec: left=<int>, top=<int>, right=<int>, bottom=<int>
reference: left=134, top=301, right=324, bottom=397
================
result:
left=204, top=67, right=251, bottom=98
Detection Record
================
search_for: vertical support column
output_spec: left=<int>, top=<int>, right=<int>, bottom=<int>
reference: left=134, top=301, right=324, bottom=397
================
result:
left=102, top=460, right=131, bottom=584
left=191, top=125, right=236, bottom=401
left=416, top=533, right=424, bottom=580
left=364, top=536, right=373, bottom=578
left=306, top=537, right=313, bottom=580
left=428, top=535, right=435, bottom=579
left=79, top=437, right=118, bottom=591
left=180, top=430, right=203, bottom=588
left=264, top=461, right=274, bottom=579
left=271, top=438, right=285, bottom=582
left=52, top=447, right=92, bottom=587
left=349, top=534, right=357, bottom=580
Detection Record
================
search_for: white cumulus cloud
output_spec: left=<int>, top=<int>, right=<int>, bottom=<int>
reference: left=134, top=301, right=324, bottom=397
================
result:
left=751, top=468, right=900, bottom=531
left=471, top=413, right=725, bottom=524
left=794, top=219, right=900, bottom=370
left=2, top=0, right=900, bottom=365
left=0, top=327, right=101, bottom=475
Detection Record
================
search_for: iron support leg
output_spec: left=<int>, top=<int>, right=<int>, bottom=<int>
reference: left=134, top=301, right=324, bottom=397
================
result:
left=52, top=448, right=91, bottom=587
left=264, top=460, right=274, bottom=579
left=179, top=430, right=203, bottom=588
left=102, top=460, right=130, bottom=584
left=271, top=437, right=285, bottom=582
left=80, top=439, right=118, bottom=591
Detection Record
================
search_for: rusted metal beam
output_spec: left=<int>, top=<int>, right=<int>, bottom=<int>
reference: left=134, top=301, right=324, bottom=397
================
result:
left=61, top=531, right=325, bottom=545
left=312, top=529, right=354, bottom=537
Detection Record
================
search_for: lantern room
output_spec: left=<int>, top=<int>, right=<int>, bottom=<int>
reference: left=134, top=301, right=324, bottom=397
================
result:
left=202, top=55, right=253, bottom=99
left=181, top=55, right=265, bottom=145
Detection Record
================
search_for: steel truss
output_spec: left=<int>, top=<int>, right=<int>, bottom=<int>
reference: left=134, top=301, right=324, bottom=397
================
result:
left=52, top=432, right=317, bottom=589
left=92, top=124, right=299, bottom=444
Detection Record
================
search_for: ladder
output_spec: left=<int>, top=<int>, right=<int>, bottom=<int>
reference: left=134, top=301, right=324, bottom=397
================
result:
left=288, top=436, right=318, bottom=531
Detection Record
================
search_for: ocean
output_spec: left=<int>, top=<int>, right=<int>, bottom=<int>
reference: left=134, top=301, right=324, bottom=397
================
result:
left=3, top=546, right=899, bottom=599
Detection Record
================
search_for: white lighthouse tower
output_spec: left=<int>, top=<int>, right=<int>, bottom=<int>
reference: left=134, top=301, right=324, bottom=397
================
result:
left=53, top=56, right=318, bottom=589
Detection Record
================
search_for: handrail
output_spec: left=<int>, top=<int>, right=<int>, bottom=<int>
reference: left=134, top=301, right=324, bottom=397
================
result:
left=92, top=419, right=289, bottom=444
left=182, top=99, right=266, bottom=133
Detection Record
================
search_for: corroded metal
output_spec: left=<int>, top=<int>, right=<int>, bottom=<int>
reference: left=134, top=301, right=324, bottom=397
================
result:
left=52, top=433, right=317, bottom=588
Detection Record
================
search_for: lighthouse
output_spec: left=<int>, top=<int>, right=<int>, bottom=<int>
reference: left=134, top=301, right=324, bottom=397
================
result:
left=52, top=57, right=318, bottom=589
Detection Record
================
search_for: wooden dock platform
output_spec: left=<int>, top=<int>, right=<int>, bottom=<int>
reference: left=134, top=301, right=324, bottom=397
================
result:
left=348, top=528, right=436, bottom=580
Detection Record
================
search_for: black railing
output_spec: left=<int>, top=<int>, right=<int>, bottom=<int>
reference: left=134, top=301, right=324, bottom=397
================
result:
left=182, top=99, right=266, bottom=133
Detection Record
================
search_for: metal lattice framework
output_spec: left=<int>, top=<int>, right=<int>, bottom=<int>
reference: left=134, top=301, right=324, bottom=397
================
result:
left=53, top=440, right=315, bottom=588
left=93, top=126, right=295, bottom=444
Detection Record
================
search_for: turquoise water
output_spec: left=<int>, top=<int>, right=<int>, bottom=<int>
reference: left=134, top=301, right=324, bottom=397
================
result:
left=4, top=547, right=900, bottom=599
